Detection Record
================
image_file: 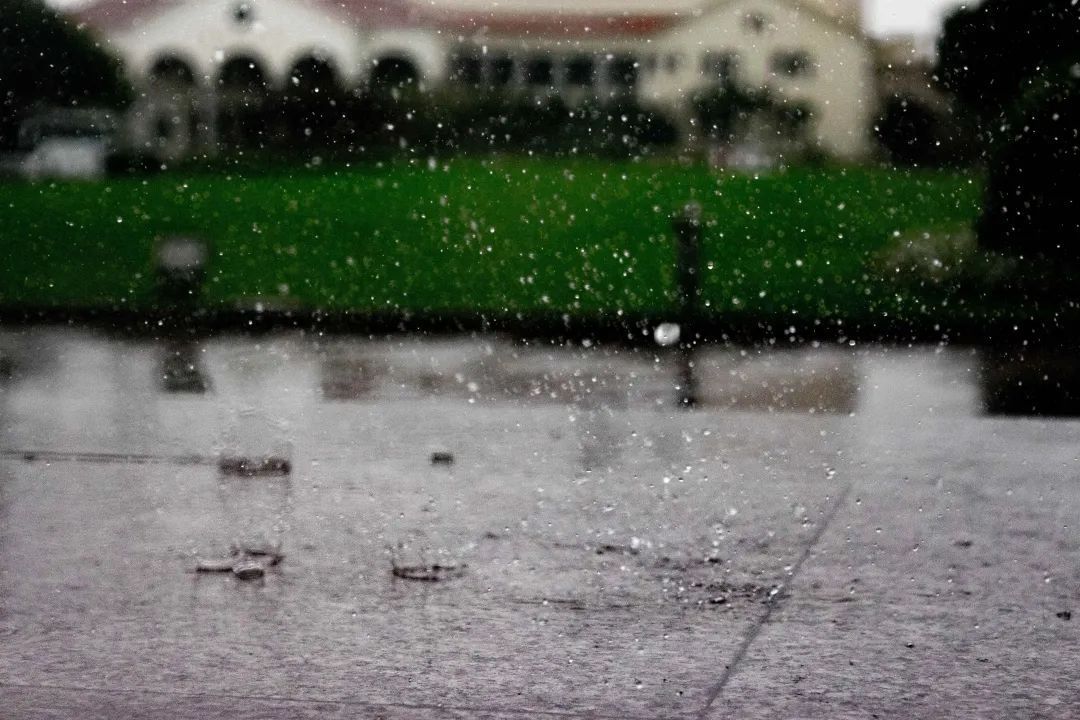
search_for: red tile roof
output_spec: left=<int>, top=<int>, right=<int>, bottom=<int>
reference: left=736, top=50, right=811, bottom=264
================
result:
left=70, top=0, right=682, bottom=38
left=71, top=0, right=414, bottom=32
left=419, top=10, right=682, bottom=38
left=71, top=0, right=177, bottom=31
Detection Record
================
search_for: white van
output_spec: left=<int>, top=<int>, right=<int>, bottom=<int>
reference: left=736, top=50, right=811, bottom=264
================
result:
left=18, top=109, right=118, bottom=181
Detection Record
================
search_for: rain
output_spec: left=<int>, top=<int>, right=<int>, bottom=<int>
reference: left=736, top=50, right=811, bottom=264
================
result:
left=0, top=0, right=1078, bottom=717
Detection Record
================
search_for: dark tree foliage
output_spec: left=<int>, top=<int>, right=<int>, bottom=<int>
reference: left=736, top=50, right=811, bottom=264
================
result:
left=875, top=96, right=943, bottom=166
left=0, top=0, right=130, bottom=148
left=936, top=0, right=1080, bottom=135
left=348, top=92, right=678, bottom=157
left=282, top=59, right=347, bottom=148
left=692, top=80, right=770, bottom=143
left=937, top=1, right=1080, bottom=266
left=559, top=100, right=678, bottom=156
left=978, top=65, right=1080, bottom=265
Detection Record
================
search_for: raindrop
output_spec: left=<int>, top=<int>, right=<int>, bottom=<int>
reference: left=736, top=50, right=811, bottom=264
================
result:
left=653, top=323, right=681, bottom=347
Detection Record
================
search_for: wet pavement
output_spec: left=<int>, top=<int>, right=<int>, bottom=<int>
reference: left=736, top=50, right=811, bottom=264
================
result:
left=0, top=328, right=1077, bottom=718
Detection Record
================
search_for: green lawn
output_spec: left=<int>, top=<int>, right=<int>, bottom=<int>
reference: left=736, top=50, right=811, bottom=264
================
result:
left=0, top=158, right=982, bottom=326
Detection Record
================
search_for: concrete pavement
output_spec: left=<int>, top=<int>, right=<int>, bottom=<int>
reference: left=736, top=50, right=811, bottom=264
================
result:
left=0, top=329, right=1076, bottom=718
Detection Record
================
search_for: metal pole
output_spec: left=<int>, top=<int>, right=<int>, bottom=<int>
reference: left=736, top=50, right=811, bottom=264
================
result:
left=673, top=202, right=702, bottom=408
left=155, top=235, right=208, bottom=333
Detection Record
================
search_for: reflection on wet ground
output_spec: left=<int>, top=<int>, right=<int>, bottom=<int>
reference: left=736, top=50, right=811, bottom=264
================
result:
left=981, top=348, right=1080, bottom=416
left=159, top=343, right=209, bottom=394
left=0, top=328, right=1078, bottom=718
left=16, top=328, right=1062, bottom=418
left=320, top=356, right=381, bottom=400
left=312, top=335, right=862, bottom=414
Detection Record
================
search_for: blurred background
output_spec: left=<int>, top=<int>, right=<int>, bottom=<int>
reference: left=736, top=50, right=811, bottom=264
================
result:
left=0, top=0, right=1075, bottom=351
left=2, top=3, right=1080, bottom=718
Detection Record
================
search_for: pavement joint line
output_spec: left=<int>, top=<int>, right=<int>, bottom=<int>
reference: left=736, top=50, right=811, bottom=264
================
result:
left=0, top=681, right=691, bottom=720
left=0, top=449, right=216, bottom=467
left=694, top=480, right=854, bottom=720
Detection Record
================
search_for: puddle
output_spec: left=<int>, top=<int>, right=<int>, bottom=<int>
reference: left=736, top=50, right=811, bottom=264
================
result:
left=194, top=544, right=285, bottom=577
left=391, top=562, right=467, bottom=582
left=217, top=455, right=292, bottom=476
left=430, top=451, right=455, bottom=465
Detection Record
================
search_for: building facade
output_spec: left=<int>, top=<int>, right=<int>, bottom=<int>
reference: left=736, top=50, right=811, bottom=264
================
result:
left=71, top=0, right=876, bottom=159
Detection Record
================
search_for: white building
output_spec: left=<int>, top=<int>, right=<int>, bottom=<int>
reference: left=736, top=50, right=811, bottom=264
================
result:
left=70, top=0, right=876, bottom=159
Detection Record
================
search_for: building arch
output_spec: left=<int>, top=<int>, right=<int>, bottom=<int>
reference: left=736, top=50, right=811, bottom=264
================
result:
left=369, top=55, right=421, bottom=94
left=365, top=29, right=445, bottom=89
left=149, top=54, right=198, bottom=86
left=144, top=53, right=203, bottom=158
left=283, top=54, right=343, bottom=145
left=217, top=54, right=273, bottom=147
left=218, top=54, right=271, bottom=92
left=287, top=54, right=340, bottom=95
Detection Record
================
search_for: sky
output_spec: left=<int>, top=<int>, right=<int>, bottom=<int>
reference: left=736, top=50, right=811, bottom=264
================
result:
left=48, top=0, right=972, bottom=38
left=864, top=0, right=968, bottom=37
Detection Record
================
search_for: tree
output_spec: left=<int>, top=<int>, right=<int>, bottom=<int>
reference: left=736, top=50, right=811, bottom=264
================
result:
left=0, top=0, right=130, bottom=148
left=936, top=1, right=1080, bottom=267
left=978, top=64, right=1080, bottom=265
left=692, top=79, right=770, bottom=144
left=875, top=96, right=943, bottom=166
left=936, top=0, right=1080, bottom=145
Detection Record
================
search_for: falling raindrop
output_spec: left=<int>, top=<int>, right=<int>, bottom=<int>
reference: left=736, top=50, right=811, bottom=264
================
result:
left=654, top=323, right=681, bottom=347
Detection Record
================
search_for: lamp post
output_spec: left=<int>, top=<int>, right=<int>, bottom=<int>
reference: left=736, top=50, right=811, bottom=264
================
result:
left=155, top=235, right=207, bottom=314
left=672, top=203, right=702, bottom=408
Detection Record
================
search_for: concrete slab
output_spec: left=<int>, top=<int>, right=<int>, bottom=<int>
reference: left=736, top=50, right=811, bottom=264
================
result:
left=708, top=351, right=1080, bottom=719
left=0, top=330, right=1076, bottom=718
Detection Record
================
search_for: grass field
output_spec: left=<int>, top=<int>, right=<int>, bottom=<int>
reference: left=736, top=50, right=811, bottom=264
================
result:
left=0, top=158, right=982, bottom=327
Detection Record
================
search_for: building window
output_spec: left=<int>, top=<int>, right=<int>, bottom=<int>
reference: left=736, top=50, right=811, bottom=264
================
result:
left=155, top=115, right=175, bottom=142
left=150, top=56, right=196, bottom=86
left=232, top=2, right=254, bottom=26
left=781, top=102, right=812, bottom=140
left=701, top=51, right=738, bottom=82
left=490, top=55, right=515, bottom=86
left=451, top=54, right=483, bottom=85
left=664, top=53, right=682, bottom=73
left=565, top=55, right=596, bottom=87
left=773, top=51, right=815, bottom=77
left=608, top=56, right=638, bottom=88
left=744, top=11, right=769, bottom=33
left=524, top=56, right=555, bottom=87
left=778, top=102, right=813, bottom=136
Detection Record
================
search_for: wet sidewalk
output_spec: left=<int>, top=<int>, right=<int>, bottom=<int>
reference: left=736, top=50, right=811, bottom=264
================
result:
left=0, top=329, right=1076, bottom=718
